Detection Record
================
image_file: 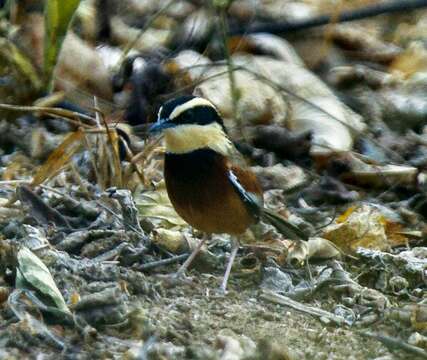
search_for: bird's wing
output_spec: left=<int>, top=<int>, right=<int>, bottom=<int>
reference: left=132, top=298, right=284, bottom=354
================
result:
left=226, top=146, right=307, bottom=241
left=228, top=168, right=263, bottom=218
left=224, top=144, right=264, bottom=218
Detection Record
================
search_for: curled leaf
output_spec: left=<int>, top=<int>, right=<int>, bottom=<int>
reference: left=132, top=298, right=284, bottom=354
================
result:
left=287, top=237, right=341, bottom=266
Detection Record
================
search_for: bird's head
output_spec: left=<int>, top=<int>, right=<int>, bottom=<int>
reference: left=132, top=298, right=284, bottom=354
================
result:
left=150, top=95, right=232, bottom=155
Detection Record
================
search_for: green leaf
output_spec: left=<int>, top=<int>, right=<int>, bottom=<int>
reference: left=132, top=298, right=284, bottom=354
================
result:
left=43, top=0, right=81, bottom=92
left=16, top=247, right=71, bottom=314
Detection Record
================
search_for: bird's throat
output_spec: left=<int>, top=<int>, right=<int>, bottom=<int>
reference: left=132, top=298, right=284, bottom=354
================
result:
left=164, top=122, right=232, bottom=155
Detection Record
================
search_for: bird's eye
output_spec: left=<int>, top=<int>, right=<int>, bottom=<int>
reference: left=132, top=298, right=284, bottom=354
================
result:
left=181, top=111, right=192, bottom=124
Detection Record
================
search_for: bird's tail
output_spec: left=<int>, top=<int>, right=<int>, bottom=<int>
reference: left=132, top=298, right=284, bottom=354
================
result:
left=261, top=208, right=308, bottom=241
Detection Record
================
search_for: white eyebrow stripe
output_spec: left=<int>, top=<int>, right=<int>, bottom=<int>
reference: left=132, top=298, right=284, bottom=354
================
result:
left=168, top=98, right=217, bottom=120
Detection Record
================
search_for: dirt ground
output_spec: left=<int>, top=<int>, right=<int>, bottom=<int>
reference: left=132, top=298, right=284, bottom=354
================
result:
left=139, top=273, right=393, bottom=360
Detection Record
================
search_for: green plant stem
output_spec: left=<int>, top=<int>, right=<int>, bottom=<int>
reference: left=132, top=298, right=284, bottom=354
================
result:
left=218, top=8, right=241, bottom=133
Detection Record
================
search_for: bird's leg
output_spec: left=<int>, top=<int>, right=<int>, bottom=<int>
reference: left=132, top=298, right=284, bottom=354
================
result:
left=175, top=235, right=208, bottom=278
left=220, top=238, right=239, bottom=293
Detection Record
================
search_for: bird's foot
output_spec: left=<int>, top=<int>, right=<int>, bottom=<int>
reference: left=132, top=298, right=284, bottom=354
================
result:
left=217, top=285, right=228, bottom=296
left=207, top=283, right=229, bottom=298
left=218, top=275, right=231, bottom=295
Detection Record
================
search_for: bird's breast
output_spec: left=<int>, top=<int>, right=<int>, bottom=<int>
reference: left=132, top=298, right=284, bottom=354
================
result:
left=164, top=149, right=257, bottom=234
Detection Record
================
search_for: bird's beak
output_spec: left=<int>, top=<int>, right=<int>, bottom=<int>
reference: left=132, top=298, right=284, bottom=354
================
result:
left=149, top=118, right=176, bottom=134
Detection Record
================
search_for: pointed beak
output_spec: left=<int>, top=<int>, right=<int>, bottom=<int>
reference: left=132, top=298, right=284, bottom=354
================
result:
left=149, top=118, right=176, bottom=134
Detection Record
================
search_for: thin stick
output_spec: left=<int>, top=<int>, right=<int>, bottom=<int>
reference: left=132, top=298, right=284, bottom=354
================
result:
left=95, top=96, right=123, bottom=187
left=119, top=135, right=145, bottom=185
left=0, top=179, right=31, bottom=185
left=81, top=131, right=102, bottom=187
left=218, top=9, right=240, bottom=133
left=138, top=253, right=189, bottom=271
left=230, top=0, right=427, bottom=35
left=0, top=103, right=96, bottom=125
left=260, top=289, right=346, bottom=325
left=358, top=331, right=427, bottom=359
left=119, top=0, right=174, bottom=63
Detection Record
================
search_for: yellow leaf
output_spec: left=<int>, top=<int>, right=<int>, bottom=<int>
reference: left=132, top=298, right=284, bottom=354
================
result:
left=336, top=205, right=356, bottom=223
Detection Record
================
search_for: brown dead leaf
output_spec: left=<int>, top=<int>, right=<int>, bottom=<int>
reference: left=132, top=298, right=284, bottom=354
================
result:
left=390, top=42, right=427, bottom=78
left=31, top=130, right=84, bottom=186
left=382, top=219, right=408, bottom=247
left=2, top=154, right=33, bottom=181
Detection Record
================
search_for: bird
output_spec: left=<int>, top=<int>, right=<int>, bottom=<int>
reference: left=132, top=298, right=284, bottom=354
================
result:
left=149, top=95, right=308, bottom=292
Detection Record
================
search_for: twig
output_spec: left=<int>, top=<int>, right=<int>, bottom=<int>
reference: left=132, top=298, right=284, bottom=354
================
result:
left=137, top=253, right=189, bottom=271
left=81, top=129, right=102, bottom=187
left=92, top=242, right=129, bottom=263
left=230, top=0, right=427, bottom=35
left=95, top=96, right=123, bottom=188
left=95, top=200, right=145, bottom=237
left=0, top=103, right=96, bottom=126
left=0, top=179, right=31, bottom=185
left=8, top=289, right=69, bottom=349
left=119, top=0, right=174, bottom=64
left=358, top=331, right=427, bottom=359
left=117, top=132, right=146, bottom=186
left=260, top=289, right=346, bottom=325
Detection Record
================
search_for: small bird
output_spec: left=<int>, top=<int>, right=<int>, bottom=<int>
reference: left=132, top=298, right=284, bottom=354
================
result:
left=150, top=95, right=307, bottom=291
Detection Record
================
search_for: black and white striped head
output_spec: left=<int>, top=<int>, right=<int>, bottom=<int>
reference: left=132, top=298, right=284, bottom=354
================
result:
left=152, top=95, right=224, bottom=130
left=150, top=96, right=231, bottom=155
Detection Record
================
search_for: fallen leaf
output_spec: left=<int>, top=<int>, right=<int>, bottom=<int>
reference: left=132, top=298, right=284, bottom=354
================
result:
left=16, top=247, right=70, bottom=314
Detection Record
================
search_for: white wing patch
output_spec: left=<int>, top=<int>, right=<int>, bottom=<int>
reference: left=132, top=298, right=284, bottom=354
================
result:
left=228, top=170, right=262, bottom=217
left=157, top=106, right=163, bottom=119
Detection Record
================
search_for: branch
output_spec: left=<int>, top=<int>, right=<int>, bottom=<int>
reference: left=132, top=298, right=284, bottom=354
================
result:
left=230, top=0, right=427, bottom=35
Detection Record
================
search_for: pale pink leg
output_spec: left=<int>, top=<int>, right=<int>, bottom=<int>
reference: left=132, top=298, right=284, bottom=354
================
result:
left=175, top=236, right=208, bottom=277
left=220, top=238, right=239, bottom=292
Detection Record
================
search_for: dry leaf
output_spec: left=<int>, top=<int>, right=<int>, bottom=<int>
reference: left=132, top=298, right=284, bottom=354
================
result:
left=136, top=186, right=187, bottom=227
left=31, top=130, right=84, bottom=186
left=287, top=237, right=341, bottom=265
left=171, top=51, right=365, bottom=154
left=152, top=228, right=189, bottom=253
left=323, top=204, right=408, bottom=253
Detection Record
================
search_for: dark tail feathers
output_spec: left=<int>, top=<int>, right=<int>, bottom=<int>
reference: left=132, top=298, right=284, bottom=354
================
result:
left=261, top=208, right=308, bottom=241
